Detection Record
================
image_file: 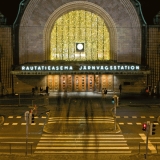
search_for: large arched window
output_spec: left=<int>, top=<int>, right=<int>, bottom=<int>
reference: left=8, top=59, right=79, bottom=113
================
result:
left=50, top=10, right=110, bottom=61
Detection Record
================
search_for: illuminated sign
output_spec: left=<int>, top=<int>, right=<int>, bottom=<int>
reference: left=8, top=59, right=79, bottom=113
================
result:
left=21, top=65, right=73, bottom=71
left=79, top=65, right=140, bottom=71
left=21, top=65, right=140, bottom=71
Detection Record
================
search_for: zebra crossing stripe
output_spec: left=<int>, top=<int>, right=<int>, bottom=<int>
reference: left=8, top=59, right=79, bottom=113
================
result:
left=41, top=134, right=124, bottom=137
left=39, top=140, right=127, bottom=143
left=36, top=146, right=130, bottom=150
left=48, top=117, right=115, bottom=124
left=35, top=134, right=131, bottom=154
left=34, top=150, right=131, bottom=154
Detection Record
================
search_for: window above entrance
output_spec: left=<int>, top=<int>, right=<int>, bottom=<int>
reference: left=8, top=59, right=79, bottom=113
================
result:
left=50, top=10, right=110, bottom=61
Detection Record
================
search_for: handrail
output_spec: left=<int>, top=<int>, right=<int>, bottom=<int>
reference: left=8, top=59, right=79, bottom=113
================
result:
left=0, top=142, right=34, bottom=154
left=139, top=142, right=159, bottom=154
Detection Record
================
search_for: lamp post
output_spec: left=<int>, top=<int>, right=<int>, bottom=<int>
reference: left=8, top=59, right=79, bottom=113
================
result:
left=0, top=12, right=7, bottom=25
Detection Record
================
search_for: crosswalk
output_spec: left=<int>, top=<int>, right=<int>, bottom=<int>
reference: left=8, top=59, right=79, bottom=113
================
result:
left=35, top=116, right=132, bottom=153
left=35, top=134, right=131, bottom=154
left=0, top=134, right=159, bottom=154
left=48, top=116, right=115, bottom=124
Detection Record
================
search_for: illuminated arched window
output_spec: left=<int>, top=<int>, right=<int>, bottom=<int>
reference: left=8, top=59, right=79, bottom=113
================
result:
left=50, top=10, right=110, bottom=61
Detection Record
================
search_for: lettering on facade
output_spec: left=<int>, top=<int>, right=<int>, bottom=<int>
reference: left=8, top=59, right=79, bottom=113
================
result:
left=21, top=65, right=140, bottom=71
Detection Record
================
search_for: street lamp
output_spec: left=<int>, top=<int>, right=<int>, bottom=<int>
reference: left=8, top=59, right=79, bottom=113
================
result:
left=153, top=11, right=160, bottom=25
left=0, top=12, right=7, bottom=25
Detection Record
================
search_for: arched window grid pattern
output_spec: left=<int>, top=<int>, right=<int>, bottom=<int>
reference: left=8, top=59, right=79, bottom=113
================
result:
left=50, top=10, right=110, bottom=61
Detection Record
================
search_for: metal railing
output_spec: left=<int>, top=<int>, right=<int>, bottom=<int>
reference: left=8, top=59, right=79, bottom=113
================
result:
left=0, top=142, right=34, bottom=155
left=139, top=142, right=160, bottom=154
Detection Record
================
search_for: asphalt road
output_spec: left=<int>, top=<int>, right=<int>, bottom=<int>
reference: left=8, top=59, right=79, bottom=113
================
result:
left=0, top=93, right=160, bottom=158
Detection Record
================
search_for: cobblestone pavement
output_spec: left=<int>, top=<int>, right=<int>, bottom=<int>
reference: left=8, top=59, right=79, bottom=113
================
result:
left=0, top=153, right=160, bottom=160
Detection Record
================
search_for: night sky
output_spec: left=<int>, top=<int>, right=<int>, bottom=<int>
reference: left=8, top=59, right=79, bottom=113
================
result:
left=0, top=0, right=160, bottom=25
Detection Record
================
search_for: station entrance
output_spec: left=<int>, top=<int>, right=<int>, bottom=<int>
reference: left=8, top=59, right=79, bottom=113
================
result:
left=47, top=74, right=113, bottom=92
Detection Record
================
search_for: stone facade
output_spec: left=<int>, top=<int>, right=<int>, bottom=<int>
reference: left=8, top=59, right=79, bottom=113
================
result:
left=0, top=26, right=13, bottom=95
left=19, top=0, right=142, bottom=64
left=1, top=0, right=152, bottom=94
left=114, top=75, right=147, bottom=94
left=147, top=26, right=160, bottom=89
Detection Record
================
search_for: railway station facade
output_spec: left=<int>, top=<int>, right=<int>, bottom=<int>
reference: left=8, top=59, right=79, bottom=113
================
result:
left=1, top=0, right=160, bottom=95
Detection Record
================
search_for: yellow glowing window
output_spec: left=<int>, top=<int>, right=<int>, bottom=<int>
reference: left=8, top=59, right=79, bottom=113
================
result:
left=50, top=10, right=110, bottom=61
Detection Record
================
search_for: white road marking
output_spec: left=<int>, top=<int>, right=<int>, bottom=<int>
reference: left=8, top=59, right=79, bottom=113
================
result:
left=136, top=123, right=142, bottom=125
left=139, top=133, right=157, bottom=153
left=8, top=116, right=13, bottom=118
left=34, top=151, right=131, bottom=153
left=149, top=116, right=154, bottom=118
left=153, top=123, right=159, bottom=125
left=132, top=116, right=137, bottom=118
left=36, top=146, right=130, bottom=149
left=21, top=123, right=26, bottom=125
left=3, top=123, right=9, bottom=125
left=12, top=123, right=18, bottom=125
left=119, top=123, right=124, bottom=125
left=41, top=116, right=46, bottom=118
left=141, top=116, right=146, bottom=118
left=124, top=116, right=128, bottom=118
left=39, top=123, right=44, bottom=125
left=16, top=116, right=21, bottom=118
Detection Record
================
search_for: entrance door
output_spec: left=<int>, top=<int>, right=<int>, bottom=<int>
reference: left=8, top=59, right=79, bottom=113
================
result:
left=61, top=75, right=67, bottom=92
left=60, top=75, right=73, bottom=92
left=101, top=74, right=113, bottom=91
left=95, top=75, right=100, bottom=92
left=102, top=75, right=108, bottom=89
left=48, top=75, right=59, bottom=91
left=88, top=75, right=94, bottom=92
left=74, top=75, right=86, bottom=92
left=67, top=75, right=72, bottom=92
